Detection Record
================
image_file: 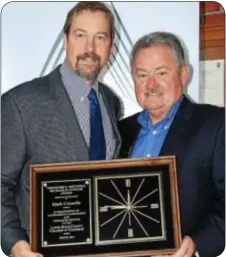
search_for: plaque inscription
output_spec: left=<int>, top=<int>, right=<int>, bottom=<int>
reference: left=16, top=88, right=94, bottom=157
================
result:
left=41, top=179, right=92, bottom=247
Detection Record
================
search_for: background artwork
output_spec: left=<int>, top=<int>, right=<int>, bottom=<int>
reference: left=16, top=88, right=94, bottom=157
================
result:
left=1, top=2, right=199, bottom=117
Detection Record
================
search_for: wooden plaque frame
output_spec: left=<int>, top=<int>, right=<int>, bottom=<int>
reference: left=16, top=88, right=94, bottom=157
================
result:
left=30, top=156, right=181, bottom=257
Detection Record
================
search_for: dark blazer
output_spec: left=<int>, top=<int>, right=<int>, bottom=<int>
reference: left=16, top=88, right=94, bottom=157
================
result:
left=1, top=66, right=121, bottom=255
left=119, top=97, right=225, bottom=257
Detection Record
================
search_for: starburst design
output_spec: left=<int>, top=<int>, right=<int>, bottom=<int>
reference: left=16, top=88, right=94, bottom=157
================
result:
left=97, top=175, right=162, bottom=241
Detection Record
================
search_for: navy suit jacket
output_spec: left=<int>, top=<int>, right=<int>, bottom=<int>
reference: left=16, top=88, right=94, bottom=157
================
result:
left=119, top=97, right=225, bottom=257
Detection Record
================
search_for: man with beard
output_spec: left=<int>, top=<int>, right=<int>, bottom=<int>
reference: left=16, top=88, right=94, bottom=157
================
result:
left=119, top=32, right=224, bottom=257
left=1, top=2, right=122, bottom=257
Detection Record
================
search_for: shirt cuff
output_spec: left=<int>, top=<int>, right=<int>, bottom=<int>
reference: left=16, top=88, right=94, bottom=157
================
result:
left=194, top=251, right=200, bottom=257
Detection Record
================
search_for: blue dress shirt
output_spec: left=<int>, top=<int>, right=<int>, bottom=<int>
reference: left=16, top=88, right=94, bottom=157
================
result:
left=131, top=96, right=183, bottom=158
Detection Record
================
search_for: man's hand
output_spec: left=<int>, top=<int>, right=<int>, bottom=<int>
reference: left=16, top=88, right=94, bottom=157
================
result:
left=172, top=236, right=196, bottom=257
left=11, top=240, right=43, bottom=257
left=152, top=236, right=196, bottom=257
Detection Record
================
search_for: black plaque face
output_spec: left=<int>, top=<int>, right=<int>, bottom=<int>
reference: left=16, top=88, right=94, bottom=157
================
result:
left=94, top=173, right=165, bottom=245
left=41, top=179, right=92, bottom=247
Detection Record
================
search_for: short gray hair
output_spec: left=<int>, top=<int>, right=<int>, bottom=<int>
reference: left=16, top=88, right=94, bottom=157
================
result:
left=131, top=31, right=186, bottom=67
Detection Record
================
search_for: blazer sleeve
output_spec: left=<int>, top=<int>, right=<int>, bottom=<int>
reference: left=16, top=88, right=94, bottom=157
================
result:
left=190, top=115, right=225, bottom=257
left=1, top=93, right=29, bottom=255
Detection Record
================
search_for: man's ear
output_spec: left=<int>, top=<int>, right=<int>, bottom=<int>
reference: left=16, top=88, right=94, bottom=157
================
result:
left=180, top=64, right=189, bottom=88
left=63, top=34, right=68, bottom=51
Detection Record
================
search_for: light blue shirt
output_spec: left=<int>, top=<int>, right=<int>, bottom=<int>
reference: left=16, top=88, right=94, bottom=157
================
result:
left=131, top=96, right=184, bottom=158
left=60, top=61, right=116, bottom=159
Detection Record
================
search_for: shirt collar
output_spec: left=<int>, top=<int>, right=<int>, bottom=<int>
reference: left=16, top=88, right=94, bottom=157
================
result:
left=138, top=96, right=184, bottom=129
left=61, top=61, right=99, bottom=98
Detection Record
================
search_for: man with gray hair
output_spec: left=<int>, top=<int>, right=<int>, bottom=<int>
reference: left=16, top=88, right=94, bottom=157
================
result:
left=120, top=31, right=224, bottom=257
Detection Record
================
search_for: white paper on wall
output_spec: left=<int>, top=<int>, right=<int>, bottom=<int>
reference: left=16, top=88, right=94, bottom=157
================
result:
left=199, top=60, right=225, bottom=107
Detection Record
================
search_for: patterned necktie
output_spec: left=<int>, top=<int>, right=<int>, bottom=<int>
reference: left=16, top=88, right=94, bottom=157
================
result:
left=88, top=88, right=106, bottom=160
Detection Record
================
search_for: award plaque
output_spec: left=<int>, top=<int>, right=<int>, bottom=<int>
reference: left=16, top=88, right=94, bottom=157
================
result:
left=30, top=156, right=181, bottom=257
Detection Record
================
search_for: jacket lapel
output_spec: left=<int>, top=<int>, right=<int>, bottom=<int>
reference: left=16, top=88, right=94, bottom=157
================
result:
left=160, top=97, right=194, bottom=158
left=99, top=84, right=121, bottom=158
left=48, top=67, right=89, bottom=161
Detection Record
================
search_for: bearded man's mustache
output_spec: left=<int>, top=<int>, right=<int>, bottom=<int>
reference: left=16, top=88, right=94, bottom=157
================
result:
left=77, top=52, right=100, bottom=62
